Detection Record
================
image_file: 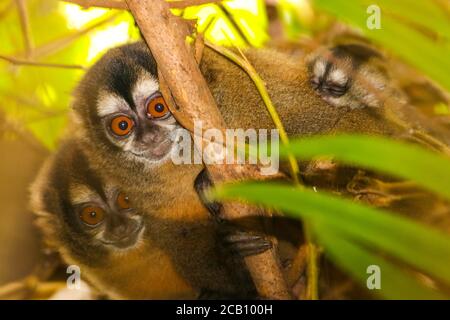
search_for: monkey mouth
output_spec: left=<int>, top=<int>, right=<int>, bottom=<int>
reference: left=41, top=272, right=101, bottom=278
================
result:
left=101, top=222, right=145, bottom=249
left=152, top=139, right=173, bottom=157
left=131, top=139, right=174, bottom=160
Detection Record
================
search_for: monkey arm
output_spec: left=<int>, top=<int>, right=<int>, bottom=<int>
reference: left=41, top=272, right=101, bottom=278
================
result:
left=194, top=169, right=273, bottom=257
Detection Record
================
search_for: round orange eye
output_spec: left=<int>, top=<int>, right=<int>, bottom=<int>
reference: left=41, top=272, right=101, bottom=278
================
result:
left=146, top=95, right=170, bottom=119
left=111, top=116, right=134, bottom=136
left=117, top=192, right=131, bottom=210
left=80, top=206, right=105, bottom=226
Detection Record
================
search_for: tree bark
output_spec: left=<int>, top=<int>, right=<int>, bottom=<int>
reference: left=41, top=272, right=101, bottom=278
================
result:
left=125, top=0, right=291, bottom=299
left=62, top=0, right=222, bottom=10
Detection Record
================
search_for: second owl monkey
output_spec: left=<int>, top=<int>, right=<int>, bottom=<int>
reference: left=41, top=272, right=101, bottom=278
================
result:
left=31, top=139, right=255, bottom=299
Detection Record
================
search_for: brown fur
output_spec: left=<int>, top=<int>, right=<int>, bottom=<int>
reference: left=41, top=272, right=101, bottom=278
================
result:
left=46, top=42, right=449, bottom=299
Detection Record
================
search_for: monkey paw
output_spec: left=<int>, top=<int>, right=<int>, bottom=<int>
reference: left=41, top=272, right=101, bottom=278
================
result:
left=195, top=169, right=273, bottom=257
left=194, top=169, right=223, bottom=221
left=221, top=230, right=273, bottom=258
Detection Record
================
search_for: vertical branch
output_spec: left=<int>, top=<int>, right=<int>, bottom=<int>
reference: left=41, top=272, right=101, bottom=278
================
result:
left=15, top=0, right=33, bottom=57
left=125, top=0, right=291, bottom=299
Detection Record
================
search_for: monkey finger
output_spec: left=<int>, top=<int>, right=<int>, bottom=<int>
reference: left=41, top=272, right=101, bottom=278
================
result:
left=228, top=241, right=273, bottom=258
left=194, top=168, right=223, bottom=221
left=222, top=232, right=273, bottom=257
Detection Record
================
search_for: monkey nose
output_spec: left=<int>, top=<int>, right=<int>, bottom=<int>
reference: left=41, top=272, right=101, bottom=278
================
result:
left=143, top=132, right=167, bottom=147
left=108, top=216, right=132, bottom=235
left=144, top=133, right=159, bottom=144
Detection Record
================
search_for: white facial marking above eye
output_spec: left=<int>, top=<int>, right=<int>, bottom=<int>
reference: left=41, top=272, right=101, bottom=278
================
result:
left=69, top=184, right=101, bottom=206
left=156, top=118, right=177, bottom=129
left=328, top=69, right=348, bottom=85
left=132, top=74, right=159, bottom=107
left=103, top=184, right=119, bottom=203
left=313, top=59, right=327, bottom=78
left=97, top=92, right=129, bottom=117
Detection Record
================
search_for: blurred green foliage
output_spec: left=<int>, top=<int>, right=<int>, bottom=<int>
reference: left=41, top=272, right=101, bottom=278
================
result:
left=313, top=0, right=450, bottom=91
left=0, top=0, right=270, bottom=149
left=182, top=0, right=269, bottom=47
left=214, top=135, right=450, bottom=299
left=280, top=135, right=450, bottom=200
left=0, top=0, right=139, bottom=149
left=1, top=1, right=84, bottom=149
left=1, top=0, right=448, bottom=149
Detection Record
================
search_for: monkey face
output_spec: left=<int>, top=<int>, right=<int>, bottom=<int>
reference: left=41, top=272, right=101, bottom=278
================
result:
left=71, top=185, right=144, bottom=250
left=73, top=42, right=182, bottom=169
left=31, top=140, right=147, bottom=269
left=98, top=85, right=179, bottom=164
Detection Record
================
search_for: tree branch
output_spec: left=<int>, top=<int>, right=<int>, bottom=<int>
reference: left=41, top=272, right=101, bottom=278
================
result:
left=169, top=0, right=222, bottom=9
left=61, top=0, right=222, bottom=10
left=62, top=0, right=128, bottom=10
left=18, top=13, right=120, bottom=59
left=0, top=54, right=86, bottom=70
left=15, top=0, right=33, bottom=57
left=125, top=0, right=291, bottom=299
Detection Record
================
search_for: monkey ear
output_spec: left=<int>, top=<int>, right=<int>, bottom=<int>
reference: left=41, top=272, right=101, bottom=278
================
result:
left=194, top=169, right=223, bottom=222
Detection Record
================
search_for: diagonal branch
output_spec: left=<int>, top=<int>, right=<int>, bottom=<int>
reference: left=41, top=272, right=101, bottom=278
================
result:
left=0, top=54, right=86, bottom=70
left=62, top=0, right=128, bottom=9
left=19, top=13, right=120, bottom=59
left=125, top=0, right=291, bottom=299
left=169, top=0, right=222, bottom=9
left=61, top=0, right=222, bottom=10
left=15, top=0, right=33, bottom=57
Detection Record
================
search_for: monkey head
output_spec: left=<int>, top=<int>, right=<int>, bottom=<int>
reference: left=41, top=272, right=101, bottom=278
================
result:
left=71, top=43, right=183, bottom=179
left=307, top=44, right=402, bottom=109
left=31, top=140, right=145, bottom=267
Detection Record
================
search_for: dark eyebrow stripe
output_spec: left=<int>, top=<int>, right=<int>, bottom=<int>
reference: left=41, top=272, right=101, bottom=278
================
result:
left=46, top=141, right=108, bottom=230
left=69, top=143, right=108, bottom=202
left=107, top=58, right=137, bottom=112
left=120, top=44, right=158, bottom=76
left=134, top=52, right=158, bottom=75
left=96, top=43, right=158, bottom=114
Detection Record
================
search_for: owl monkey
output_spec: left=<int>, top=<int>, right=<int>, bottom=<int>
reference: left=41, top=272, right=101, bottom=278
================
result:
left=67, top=40, right=447, bottom=298
left=70, top=41, right=407, bottom=214
left=30, top=139, right=258, bottom=299
left=70, top=41, right=412, bottom=211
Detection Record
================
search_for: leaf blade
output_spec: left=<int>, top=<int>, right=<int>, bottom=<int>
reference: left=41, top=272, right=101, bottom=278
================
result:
left=279, top=135, right=450, bottom=200
left=212, top=182, right=450, bottom=287
left=316, top=225, right=448, bottom=300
